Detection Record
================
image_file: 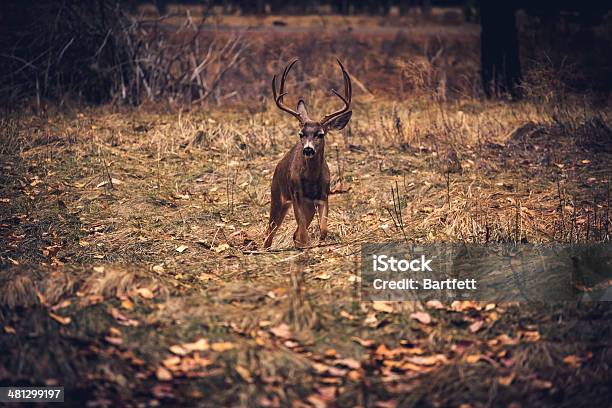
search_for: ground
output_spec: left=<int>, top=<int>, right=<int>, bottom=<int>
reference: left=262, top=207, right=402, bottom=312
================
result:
left=1, top=93, right=611, bottom=406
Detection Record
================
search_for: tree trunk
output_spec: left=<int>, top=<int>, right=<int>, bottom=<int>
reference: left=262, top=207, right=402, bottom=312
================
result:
left=480, top=1, right=522, bottom=98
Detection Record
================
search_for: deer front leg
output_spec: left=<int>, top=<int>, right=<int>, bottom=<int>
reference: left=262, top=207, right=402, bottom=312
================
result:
left=317, top=199, right=329, bottom=241
left=292, top=197, right=315, bottom=249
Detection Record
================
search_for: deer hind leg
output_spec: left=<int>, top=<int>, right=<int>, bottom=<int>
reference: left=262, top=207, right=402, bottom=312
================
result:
left=293, top=199, right=315, bottom=249
left=317, top=199, right=329, bottom=241
left=264, top=194, right=291, bottom=249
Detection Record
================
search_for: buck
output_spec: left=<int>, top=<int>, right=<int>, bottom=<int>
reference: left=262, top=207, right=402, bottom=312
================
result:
left=263, top=58, right=353, bottom=249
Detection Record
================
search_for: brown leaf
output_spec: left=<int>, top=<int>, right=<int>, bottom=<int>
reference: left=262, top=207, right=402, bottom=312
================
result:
left=151, top=383, right=174, bottom=398
left=120, top=298, right=134, bottom=310
left=50, top=299, right=71, bottom=311
left=236, top=365, right=253, bottom=383
left=410, top=311, right=432, bottom=325
left=169, top=345, right=189, bottom=356
left=183, top=338, right=210, bottom=352
left=162, top=356, right=181, bottom=369
left=333, top=358, right=361, bottom=370
left=372, top=301, right=394, bottom=313
left=312, top=362, right=347, bottom=377
left=155, top=366, right=173, bottom=381
left=562, top=355, right=581, bottom=368
left=136, top=288, right=154, bottom=299
left=49, top=311, right=71, bottom=325
left=521, top=330, right=541, bottom=342
left=374, top=343, right=392, bottom=358
left=465, top=354, right=481, bottom=364
left=425, top=300, right=444, bottom=309
left=109, top=307, right=139, bottom=327
left=211, top=342, right=235, bottom=352
left=351, top=337, right=375, bottom=348
left=339, top=310, right=356, bottom=320
left=531, top=378, right=553, bottom=390
left=498, top=373, right=515, bottom=386
left=469, top=320, right=484, bottom=333
left=269, top=323, right=292, bottom=339
left=3, top=326, right=16, bottom=334
left=324, top=349, right=337, bottom=358
left=104, top=336, right=123, bottom=346
left=405, top=354, right=448, bottom=366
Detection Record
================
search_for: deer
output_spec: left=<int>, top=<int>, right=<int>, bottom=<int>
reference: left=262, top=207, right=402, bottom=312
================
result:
left=263, top=58, right=353, bottom=249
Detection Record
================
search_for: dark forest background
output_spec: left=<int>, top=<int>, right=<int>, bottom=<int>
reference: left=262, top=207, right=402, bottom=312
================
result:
left=1, top=0, right=611, bottom=108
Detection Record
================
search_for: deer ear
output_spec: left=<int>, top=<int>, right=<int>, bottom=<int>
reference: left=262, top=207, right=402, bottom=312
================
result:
left=297, top=99, right=309, bottom=119
left=324, top=111, right=352, bottom=131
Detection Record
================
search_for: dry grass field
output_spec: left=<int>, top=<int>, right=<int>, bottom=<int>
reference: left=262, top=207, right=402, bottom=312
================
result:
left=1, top=12, right=612, bottom=407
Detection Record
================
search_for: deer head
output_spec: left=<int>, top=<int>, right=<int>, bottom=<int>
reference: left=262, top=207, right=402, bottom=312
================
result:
left=272, top=58, right=353, bottom=159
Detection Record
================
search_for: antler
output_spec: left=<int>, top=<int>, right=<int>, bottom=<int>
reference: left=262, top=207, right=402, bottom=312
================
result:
left=272, top=58, right=306, bottom=123
left=320, top=59, right=352, bottom=126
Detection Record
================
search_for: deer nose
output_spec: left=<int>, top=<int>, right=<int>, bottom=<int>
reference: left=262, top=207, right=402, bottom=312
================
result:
left=303, top=147, right=315, bottom=157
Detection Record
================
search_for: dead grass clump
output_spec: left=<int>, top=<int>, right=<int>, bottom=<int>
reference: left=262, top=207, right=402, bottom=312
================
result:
left=0, top=267, right=78, bottom=309
left=575, top=117, right=612, bottom=153
left=80, top=265, right=171, bottom=299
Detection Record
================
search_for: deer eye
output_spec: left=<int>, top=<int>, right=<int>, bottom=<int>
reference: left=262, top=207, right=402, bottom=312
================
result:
left=317, top=132, right=324, bottom=138
left=298, top=131, right=304, bottom=138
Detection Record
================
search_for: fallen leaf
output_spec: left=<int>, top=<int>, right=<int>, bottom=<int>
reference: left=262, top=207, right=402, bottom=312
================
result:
left=156, top=366, right=173, bottom=381
left=315, top=273, right=331, bottom=280
left=498, top=373, right=515, bottom=386
left=183, top=338, right=209, bottom=352
left=469, top=320, right=484, bottom=333
left=121, top=298, right=134, bottom=310
left=465, top=354, right=481, bottom=364
left=521, top=330, right=541, bottom=342
left=372, top=301, right=394, bottom=313
left=169, top=345, right=189, bottom=356
left=136, top=288, right=154, bottom=299
left=3, top=326, right=16, bottom=334
left=351, top=337, right=375, bottom=348
left=324, top=349, right=337, bottom=358
left=49, top=311, right=71, bottom=325
left=151, top=383, right=174, bottom=398
left=110, top=307, right=139, bottom=327
left=213, top=243, right=230, bottom=253
left=410, top=311, right=432, bottom=325
left=269, top=323, right=292, bottom=340
left=162, top=356, right=181, bottom=369
left=340, top=310, right=356, bottom=320
left=311, top=362, right=347, bottom=377
left=175, top=245, right=188, bottom=253
left=211, top=342, right=235, bottom=352
left=334, top=358, right=361, bottom=370
left=104, top=336, right=123, bottom=346
left=484, top=303, right=496, bottom=311
left=563, top=355, right=581, bottom=368
left=152, top=264, right=165, bottom=273
left=405, top=354, right=448, bottom=366
left=531, top=378, right=553, bottom=390
left=425, top=300, right=444, bottom=309
left=236, top=365, right=253, bottom=383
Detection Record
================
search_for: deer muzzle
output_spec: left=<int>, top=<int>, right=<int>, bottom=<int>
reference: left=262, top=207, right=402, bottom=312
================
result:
left=303, top=142, right=315, bottom=158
